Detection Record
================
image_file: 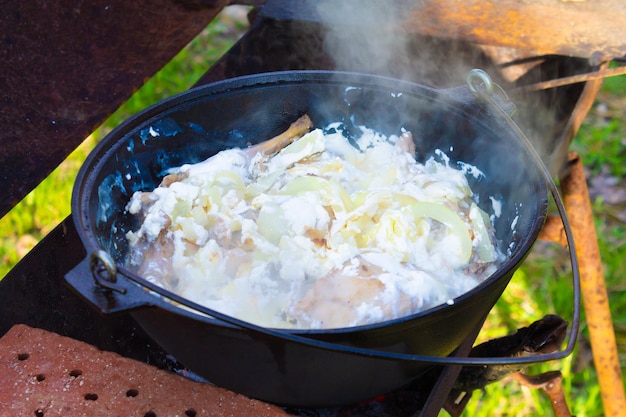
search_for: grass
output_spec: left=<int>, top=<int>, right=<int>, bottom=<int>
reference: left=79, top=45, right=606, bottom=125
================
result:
left=0, top=6, right=624, bottom=416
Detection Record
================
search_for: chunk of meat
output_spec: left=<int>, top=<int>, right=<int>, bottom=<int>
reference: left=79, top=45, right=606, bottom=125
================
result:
left=293, top=257, right=412, bottom=328
left=396, top=131, right=415, bottom=155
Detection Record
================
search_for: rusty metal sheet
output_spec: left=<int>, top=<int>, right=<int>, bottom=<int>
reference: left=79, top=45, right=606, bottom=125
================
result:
left=403, top=0, right=626, bottom=62
left=249, top=0, right=625, bottom=62
left=0, top=0, right=228, bottom=218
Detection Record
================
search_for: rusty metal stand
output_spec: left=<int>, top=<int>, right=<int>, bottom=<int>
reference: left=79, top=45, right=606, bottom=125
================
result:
left=418, top=319, right=487, bottom=417
left=539, top=152, right=626, bottom=417
left=514, top=371, right=572, bottom=417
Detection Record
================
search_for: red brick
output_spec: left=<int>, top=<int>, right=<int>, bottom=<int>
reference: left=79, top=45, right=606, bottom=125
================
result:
left=0, top=324, right=290, bottom=417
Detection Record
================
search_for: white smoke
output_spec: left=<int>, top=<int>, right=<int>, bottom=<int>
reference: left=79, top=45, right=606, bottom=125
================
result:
left=312, top=0, right=565, bottom=175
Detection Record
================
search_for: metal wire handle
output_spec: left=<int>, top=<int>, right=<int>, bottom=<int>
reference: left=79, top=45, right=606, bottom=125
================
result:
left=465, top=68, right=581, bottom=361
left=90, top=249, right=127, bottom=294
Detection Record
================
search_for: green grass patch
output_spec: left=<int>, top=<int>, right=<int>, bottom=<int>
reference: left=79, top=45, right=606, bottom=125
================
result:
left=573, top=119, right=625, bottom=177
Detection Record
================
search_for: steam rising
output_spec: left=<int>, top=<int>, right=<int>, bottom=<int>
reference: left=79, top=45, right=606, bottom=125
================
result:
left=312, top=0, right=572, bottom=176
left=313, top=0, right=495, bottom=87
left=314, top=1, right=406, bottom=77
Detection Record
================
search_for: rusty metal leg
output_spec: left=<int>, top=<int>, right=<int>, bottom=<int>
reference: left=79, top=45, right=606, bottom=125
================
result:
left=419, top=317, right=486, bottom=417
left=513, top=371, right=573, bottom=417
left=543, top=152, right=626, bottom=417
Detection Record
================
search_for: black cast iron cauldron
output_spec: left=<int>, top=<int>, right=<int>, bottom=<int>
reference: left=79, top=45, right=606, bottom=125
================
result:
left=65, top=71, right=549, bottom=407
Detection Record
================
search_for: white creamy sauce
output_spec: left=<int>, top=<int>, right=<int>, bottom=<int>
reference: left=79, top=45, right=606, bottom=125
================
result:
left=458, top=161, right=485, bottom=180
left=490, top=196, right=502, bottom=218
left=125, top=124, right=502, bottom=329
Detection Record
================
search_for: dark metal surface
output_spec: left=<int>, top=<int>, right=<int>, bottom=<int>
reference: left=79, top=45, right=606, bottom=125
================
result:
left=0, top=218, right=171, bottom=367
left=0, top=0, right=228, bottom=219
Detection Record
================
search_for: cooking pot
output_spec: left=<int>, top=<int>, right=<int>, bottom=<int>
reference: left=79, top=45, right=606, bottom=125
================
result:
left=66, top=70, right=551, bottom=407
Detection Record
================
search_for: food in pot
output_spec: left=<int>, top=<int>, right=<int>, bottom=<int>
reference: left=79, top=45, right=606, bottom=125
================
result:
left=125, top=115, right=502, bottom=329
